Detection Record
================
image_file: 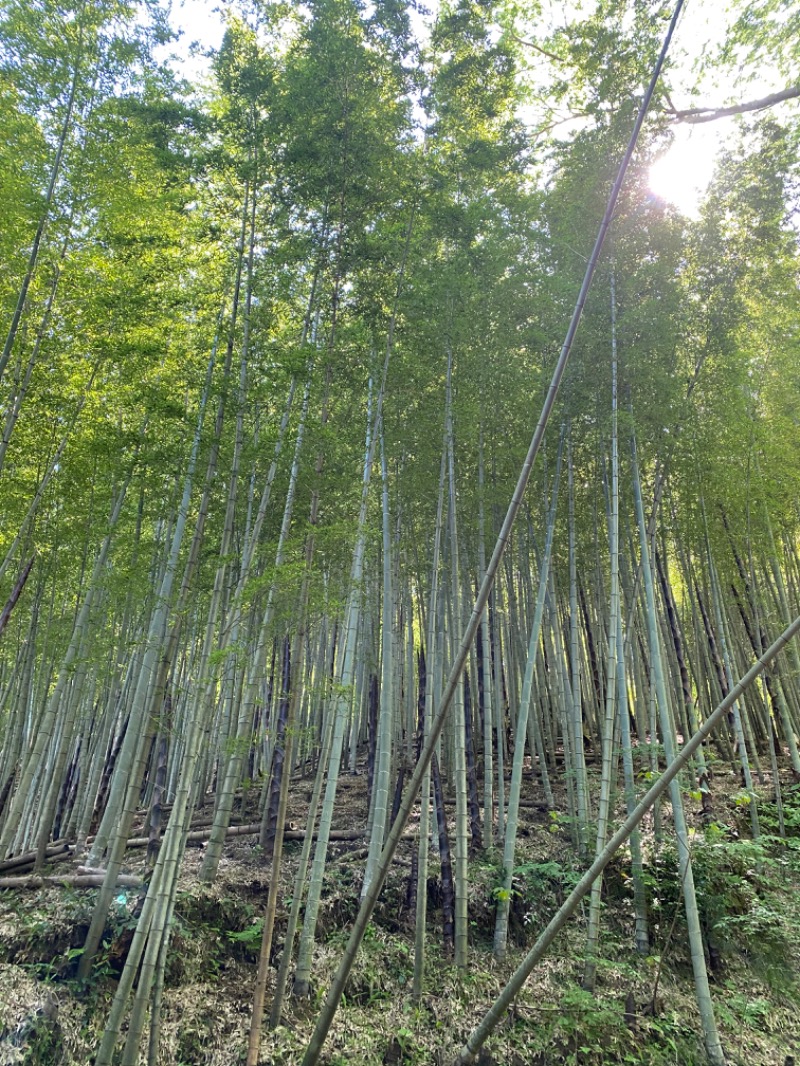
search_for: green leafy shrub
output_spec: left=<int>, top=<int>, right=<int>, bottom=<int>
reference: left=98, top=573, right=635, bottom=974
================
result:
left=645, top=827, right=797, bottom=982
left=760, top=782, right=800, bottom=838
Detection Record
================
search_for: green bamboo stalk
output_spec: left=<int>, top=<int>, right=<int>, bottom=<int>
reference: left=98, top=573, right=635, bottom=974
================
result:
left=412, top=420, right=447, bottom=1000
left=493, top=428, right=564, bottom=961
left=363, top=430, right=394, bottom=897
left=631, top=431, right=725, bottom=1066
left=584, top=273, right=622, bottom=991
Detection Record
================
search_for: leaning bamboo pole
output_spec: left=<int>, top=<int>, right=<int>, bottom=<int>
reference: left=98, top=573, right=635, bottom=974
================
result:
left=455, top=609, right=800, bottom=1064
left=300, top=4, right=686, bottom=1058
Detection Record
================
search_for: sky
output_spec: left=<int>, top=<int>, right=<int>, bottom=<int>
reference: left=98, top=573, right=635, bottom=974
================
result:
left=645, top=1, right=773, bottom=218
left=162, top=0, right=780, bottom=219
left=165, top=0, right=226, bottom=82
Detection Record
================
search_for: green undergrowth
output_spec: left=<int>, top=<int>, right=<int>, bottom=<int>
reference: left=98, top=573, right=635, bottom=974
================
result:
left=2, top=786, right=800, bottom=1064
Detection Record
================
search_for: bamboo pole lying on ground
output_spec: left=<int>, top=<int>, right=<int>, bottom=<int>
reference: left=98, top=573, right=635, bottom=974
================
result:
left=0, top=826, right=362, bottom=875
left=125, top=825, right=362, bottom=849
left=0, top=873, right=142, bottom=890
left=0, top=841, right=68, bottom=872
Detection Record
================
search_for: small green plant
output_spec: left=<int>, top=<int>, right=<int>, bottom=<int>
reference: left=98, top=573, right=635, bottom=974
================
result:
left=761, top=783, right=800, bottom=837
left=225, top=918, right=264, bottom=945
left=717, top=989, right=773, bottom=1030
left=506, top=981, right=702, bottom=1066
left=514, top=859, right=580, bottom=909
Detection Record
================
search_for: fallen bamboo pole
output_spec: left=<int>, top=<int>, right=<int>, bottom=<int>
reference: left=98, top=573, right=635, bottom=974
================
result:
left=1, top=825, right=363, bottom=875
left=0, top=841, right=69, bottom=873
left=0, top=873, right=142, bottom=890
left=124, top=824, right=362, bottom=849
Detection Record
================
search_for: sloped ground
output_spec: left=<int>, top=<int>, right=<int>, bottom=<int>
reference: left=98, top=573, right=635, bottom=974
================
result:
left=2, top=760, right=800, bottom=1065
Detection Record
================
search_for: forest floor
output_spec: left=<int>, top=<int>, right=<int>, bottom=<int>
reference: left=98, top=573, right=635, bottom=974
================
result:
left=1, top=754, right=800, bottom=1066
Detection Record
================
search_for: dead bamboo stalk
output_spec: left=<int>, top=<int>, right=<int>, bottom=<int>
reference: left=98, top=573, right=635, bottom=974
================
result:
left=0, top=841, right=68, bottom=872
left=124, top=824, right=362, bottom=849
left=0, top=873, right=142, bottom=890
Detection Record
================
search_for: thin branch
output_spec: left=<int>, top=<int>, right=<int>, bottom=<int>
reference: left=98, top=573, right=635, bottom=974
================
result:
left=506, top=32, right=563, bottom=63
left=667, top=85, right=799, bottom=124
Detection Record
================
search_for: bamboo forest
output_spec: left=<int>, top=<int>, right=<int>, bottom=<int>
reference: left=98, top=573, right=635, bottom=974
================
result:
left=1, top=0, right=800, bottom=1062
